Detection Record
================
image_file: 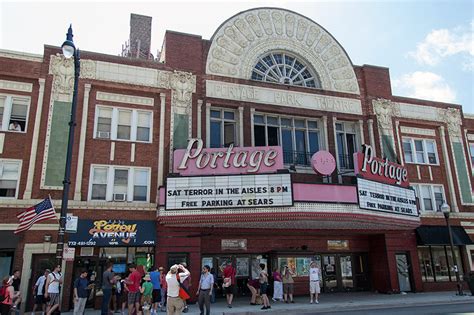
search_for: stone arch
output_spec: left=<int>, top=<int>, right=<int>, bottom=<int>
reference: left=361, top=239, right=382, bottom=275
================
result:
left=206, top=7, right=360, bottom=95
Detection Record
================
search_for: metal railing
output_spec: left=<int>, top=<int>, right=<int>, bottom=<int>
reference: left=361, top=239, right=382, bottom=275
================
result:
left=283, top=150, right=313, bottom=166
left=338, top=154, right=355, bottom=170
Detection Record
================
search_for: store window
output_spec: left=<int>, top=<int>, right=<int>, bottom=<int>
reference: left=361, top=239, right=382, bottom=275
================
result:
left=94, top=105, right=152, bottom=143
left=251, top=52, right=321, bottom=89
left=335, top=121, right=358, bottom=170
left=0, top=160, right=21, bottom=198
left=402, top=138, right=438, bottom=165
left=0, top=95, right=30, bottom=132
left=417, top=246, right=464, bottom=282
left=168, top=253, right=188, bottom=269
left=254, top=114, right=321, bottom=166
left=412, top=184, right=445, bottom=211
left=89, top=165, right=150, bottom=202
left=210, top=108, right=237, bottom=148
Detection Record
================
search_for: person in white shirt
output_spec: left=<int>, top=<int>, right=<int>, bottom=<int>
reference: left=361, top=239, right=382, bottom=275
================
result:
left=165, top=264, right=190, bottom=315
left=8, top=121, right=21, bottom=132
left=45, top=264, right=63, bottom=315
left=309, top=261, right=321, bottom=304
left=32, top=268, right=50, bottom=315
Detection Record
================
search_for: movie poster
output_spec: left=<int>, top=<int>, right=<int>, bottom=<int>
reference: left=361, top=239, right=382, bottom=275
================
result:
left=296, top=257, right=311, bottom=276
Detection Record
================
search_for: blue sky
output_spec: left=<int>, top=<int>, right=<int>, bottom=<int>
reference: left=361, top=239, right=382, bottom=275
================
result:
left=1, top=0, right=473, bottom=112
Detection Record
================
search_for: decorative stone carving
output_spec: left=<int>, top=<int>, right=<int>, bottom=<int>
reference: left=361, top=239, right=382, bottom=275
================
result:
left=205, top=8, right=360, bottom=95
left=170, top=70, right=196, bottom=108
left=49, top=54, right=74, bottom=95
left=441, top=107, right=462, bottom=137
left=373, top=98, right=400, bottom=131
left=80, top=59, right=96, bottom=79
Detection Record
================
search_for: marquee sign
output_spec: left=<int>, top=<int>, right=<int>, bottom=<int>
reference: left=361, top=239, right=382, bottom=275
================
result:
left=67, top=220, right=156, bottom=247
left=173, top=139, right=283, bottom=176
left=166, top=173, right=293, bottom=210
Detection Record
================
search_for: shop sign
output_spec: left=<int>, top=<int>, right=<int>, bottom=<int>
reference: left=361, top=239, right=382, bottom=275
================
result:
left=357, top=177, right=418, bottom=217
left=354, top=145, right=409, bottom=187
left=222, top=239, right=247, bottom=251
left=174, top=138, right=283, bottom=176
left=63, top=246, right=75, bottom=261
left=327, top=240, right=349, bottom=250
left=166, top=173, right=293, bottom=210
left=67, top=220, right=156, bottom=247
left=66, top=213, right=78, bottom=233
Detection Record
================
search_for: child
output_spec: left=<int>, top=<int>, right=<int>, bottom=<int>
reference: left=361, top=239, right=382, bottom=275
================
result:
left=140, top=274, right=153, bottom=315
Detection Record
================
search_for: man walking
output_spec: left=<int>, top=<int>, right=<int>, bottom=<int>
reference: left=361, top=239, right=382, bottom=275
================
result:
left=73, top=269, right=89, bottom=315
left=221, top=261, right=236, bottom=308
left=32, top=269, right=50, bottom=315
left=166, top=264, right=190, bottom=315
left=44, top=264, right=62, bottom=315
left=196, top=265, right=213, bottom=315
left=102, top=262, right=115, bottom=315
left=125, top=263, right=142, bottom=315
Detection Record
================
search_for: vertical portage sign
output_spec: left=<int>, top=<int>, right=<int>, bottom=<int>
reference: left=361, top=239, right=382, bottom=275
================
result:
left=354, top=145, right=418, bottom=217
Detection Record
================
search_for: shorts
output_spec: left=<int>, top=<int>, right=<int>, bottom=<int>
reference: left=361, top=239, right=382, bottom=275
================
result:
left=283, top=283, right=294, bottom=294
left=48, top=293, right=60, bottom=305
left=310, top=281, right=321, bottom=294
left=223, top=284, right=234, bottom=295
left=141, top=295, right=152, bottom=306
left=128, top=291, right=141, bottom=305
left=152, top=289, right=161, bottom=303
left=35, top=295, right=45, bottom=305
left=259, top=283, right=268, bottom=295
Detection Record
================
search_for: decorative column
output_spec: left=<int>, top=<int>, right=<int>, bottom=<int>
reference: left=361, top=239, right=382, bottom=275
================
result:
left=250, top=108, right=255, bottom=147
left=23, top=78, right=46, bottom=199
left=367, top=119, right=377, bottom=156
left=358, top=119, right=365, bottom=147
left=322, top=116, right=329, bottom=150
left=238, top=106, right=244, bottom=146
left=439, top=126, right=459, bottom=212
left=158, top=93, right=166, bottom=187
left=373, top=98, right=400, bottom=162
left=197, top=99, right=203, bottom=139
left=206, top=103, right=211, bottom=148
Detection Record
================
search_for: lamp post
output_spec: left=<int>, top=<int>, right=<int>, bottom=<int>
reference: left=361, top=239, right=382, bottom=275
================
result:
left=441, top=202, right=463, bottom=296
left=56, top=25, right=80, bottom=265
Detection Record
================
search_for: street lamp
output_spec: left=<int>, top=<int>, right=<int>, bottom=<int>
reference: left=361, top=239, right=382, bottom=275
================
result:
left=441, top=202, right=463, bottom=296
left=56, top=25, right=80, bottom=265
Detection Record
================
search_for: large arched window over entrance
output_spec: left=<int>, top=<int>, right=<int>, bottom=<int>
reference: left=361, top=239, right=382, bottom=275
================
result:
left=251, top=52, right=321, bottom=89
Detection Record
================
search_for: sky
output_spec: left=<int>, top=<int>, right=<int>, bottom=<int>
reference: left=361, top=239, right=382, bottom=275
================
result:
left=1, top=0, right=473, bottom=113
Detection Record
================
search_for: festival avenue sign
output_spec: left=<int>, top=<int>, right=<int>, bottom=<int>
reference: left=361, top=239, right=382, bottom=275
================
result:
left=67, top=220, right=156, bottom=247
left=354, top=145, right=418, bottom=217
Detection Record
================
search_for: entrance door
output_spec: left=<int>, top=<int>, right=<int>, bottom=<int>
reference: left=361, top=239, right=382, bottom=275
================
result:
left=339, top=255, right=353, bottom=291
left=322, top=254, right=358, bottom=292
left=26, top=254, right=56, bottom=312
left=395, top=253, right=412, bottom=292
left=322, top=255, right=338, bottom=292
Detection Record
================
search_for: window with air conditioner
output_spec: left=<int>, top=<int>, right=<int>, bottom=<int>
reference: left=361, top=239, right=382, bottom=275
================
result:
left=0, top=95, right=30, bottom=132
left=0, top=160, right=21, bottom=198
left=402, top=138, right=438, bottom=165
left=89, top=165, right=150, bottom=202
left=94, top=105, right=152, bottom=143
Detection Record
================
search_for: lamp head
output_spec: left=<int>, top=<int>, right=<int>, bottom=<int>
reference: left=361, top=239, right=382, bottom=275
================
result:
left=61, top=24, right=75, bottom=59
left=440, top=202, right=450, bottom=218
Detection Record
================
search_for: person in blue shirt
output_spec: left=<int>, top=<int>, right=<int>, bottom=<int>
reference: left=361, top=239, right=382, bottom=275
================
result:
left=73, top=269, right=89, bottom=315
left=149, top=266, right=161, bottom=315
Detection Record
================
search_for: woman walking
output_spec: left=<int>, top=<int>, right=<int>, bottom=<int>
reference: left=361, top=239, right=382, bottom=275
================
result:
left=258, top=264, right=271, bottom=310
left=272, top=267, right=283, bottom=302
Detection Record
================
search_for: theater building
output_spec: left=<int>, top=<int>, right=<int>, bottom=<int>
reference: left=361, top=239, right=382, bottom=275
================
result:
left=0, top=7, right=473, bottom=312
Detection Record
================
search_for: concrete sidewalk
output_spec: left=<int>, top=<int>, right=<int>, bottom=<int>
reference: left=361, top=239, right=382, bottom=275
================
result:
left=62, top=291, right=474, bottom=314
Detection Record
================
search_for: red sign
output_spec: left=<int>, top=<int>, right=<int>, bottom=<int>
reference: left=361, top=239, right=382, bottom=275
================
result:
left=311, top=151, right=336, bottom=175
left=354, top=145, right=409, bottom=187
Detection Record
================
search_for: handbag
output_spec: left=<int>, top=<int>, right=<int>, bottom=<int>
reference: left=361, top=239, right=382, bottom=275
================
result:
left=176, top=274, right=190, bottom=300
left=223, top=277, right=231, bottom=288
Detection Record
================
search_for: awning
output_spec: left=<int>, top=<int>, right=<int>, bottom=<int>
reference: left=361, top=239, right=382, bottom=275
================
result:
left=416, top=226, right=474, bottom=245
left=0, top=231, right=19, bottom=249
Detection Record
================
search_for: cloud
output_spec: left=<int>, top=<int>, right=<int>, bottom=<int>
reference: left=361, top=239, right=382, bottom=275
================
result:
left=408, top=21, right=473, bottom=68
left=393, top=71, right=457, bottom=103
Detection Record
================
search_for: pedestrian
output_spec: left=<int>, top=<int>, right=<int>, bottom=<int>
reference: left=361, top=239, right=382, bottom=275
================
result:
left=258, top=263, right=271, bottom=310
left=102, top=262, right=116, bottom=315
left=158, top=267, right=167, bottom=312
left=0, top=276, right=17, bottom=315
left=196, top=265, right=213, bottom=315
left=125, top=263, right=142, bottom=315
left=221, top=261, right=236, bottom=308
left=180, top=263, right=191, bottom=313
left=11, top=270, right=21, bottom=311
left=44, top=264, right=62, bottom=315
left=140, top=274, right=153, bottom=314
left=166, top=264, right=190, bottom=315
left=309, top=261, right=321, bottom=304
left=73, top=269, right=89, bottom=315
left=282, top=265, right=295, bottom=303
left=32, top=268, right=50, bottom=315
left=119, top=278, right=128, bottom=315
left=149, top=266, right=161, bottom=315
left=272, top=267, right=283, bottom=302
left=246, top=278, right=259, bottom=305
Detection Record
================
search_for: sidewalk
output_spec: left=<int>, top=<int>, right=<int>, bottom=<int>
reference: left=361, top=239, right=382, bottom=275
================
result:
left=62, top=291, right=474, bottom=314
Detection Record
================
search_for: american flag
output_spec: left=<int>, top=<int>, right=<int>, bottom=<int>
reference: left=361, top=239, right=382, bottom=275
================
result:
left=15, top=197, right=57, bottom=234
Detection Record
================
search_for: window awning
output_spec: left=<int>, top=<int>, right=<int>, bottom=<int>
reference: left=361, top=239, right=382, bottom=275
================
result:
left=416, top=226, right=474, bottom=246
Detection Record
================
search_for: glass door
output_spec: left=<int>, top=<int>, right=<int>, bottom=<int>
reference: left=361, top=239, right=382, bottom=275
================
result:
left=340, top=255, right=354, bottom=291
left=396, top=253, right=412, bottom=292
left=322, top=255, right=337, bottom=292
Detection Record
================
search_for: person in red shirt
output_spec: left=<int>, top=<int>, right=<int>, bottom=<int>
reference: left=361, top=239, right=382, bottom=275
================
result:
left=125, top=263, right=142, bottom=315
left=159, top=267, right=167, bottom=311
left=221, top=261, right=236, bottom=308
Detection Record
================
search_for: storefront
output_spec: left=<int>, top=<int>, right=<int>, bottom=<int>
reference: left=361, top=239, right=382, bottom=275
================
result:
left=0, top=231, right=18, bottom=279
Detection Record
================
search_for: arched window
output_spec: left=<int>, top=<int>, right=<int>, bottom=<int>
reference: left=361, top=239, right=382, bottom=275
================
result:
left=251, top=52, right=321, bottom=88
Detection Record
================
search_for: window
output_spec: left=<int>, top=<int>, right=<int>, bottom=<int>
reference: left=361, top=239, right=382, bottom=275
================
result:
left=0, top=95, right=30, bottom=132
left=251, top=52, right=321, bottom=88
left=210, top=108, right=237, bottom=148
left=402, top=138, right=438, bottom=165
left=94, top=106, right=152, bottom=142
left=253, top=114, right=321, bottom=166
left=418, top=247, right=434, bottom=282
left=0, top=160, right=21, bottom=198
left=335, top=122, right=358, bottom=170
left=469, top=143, right=474, bottom=168
left=89, top=165, right=150, bottom=202
left=413, top=184, right=445, bottom=211
left=417, top=246, right=464, bottom=283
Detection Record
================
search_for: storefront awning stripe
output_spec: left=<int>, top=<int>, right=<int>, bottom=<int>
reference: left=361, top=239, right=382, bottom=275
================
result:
left=416, top=226, right=474, bottom=245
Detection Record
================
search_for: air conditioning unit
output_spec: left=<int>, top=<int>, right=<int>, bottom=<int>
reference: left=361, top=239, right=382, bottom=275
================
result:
left=97, top=131, right=110, bottom=139
left=113, top=193, right=127, bottom=202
